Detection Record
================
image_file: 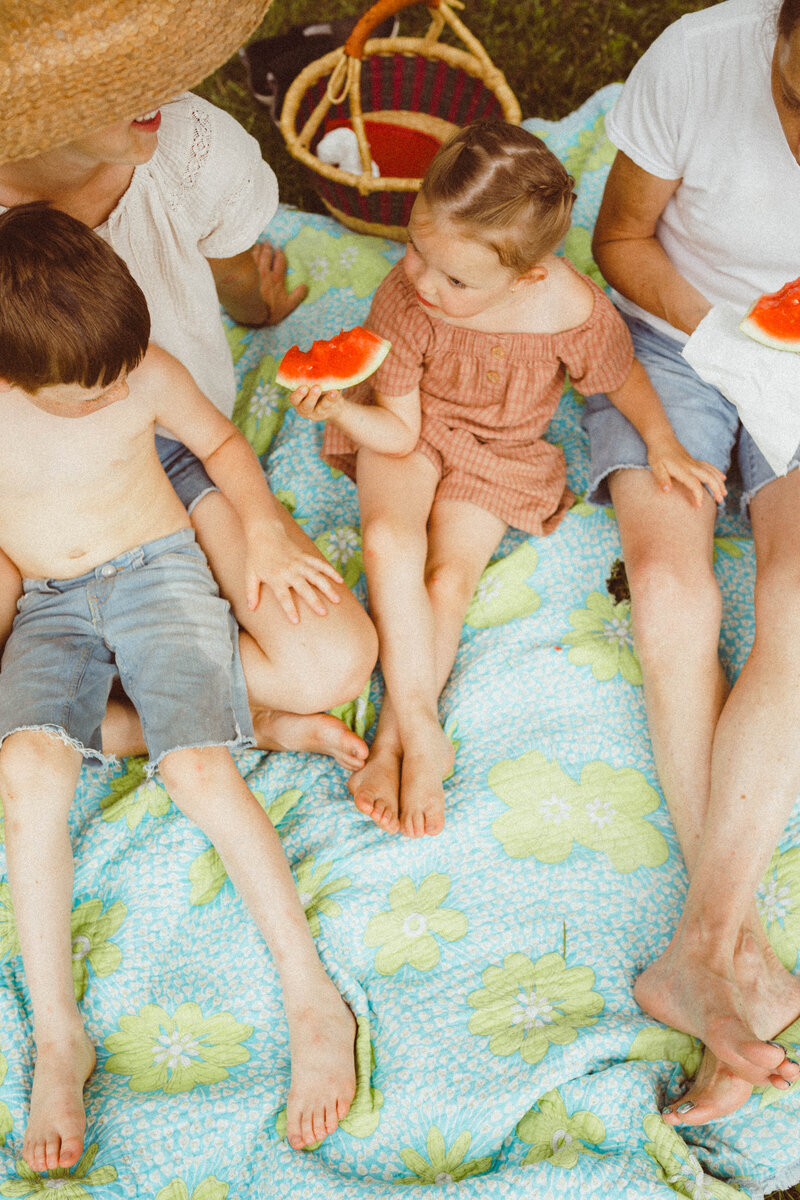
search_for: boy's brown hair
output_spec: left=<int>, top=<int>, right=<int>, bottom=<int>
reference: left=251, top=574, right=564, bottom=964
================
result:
left=0, top=202, right=150, bottom=393
left=420, top=121, right=576, bottom=275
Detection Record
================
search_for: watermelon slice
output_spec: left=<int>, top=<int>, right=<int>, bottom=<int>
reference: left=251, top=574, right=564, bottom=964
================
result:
left=275, top=326, right=391, bottom=390
left=739, top=277, right=800, bottom=351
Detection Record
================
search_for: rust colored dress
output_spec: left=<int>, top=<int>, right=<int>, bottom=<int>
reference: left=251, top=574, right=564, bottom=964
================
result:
left=322, top=262, right=633, bottom=536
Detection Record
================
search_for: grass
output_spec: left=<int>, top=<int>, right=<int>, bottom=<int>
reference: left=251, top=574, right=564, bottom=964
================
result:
left=197, top=4, right=800, bottom=1196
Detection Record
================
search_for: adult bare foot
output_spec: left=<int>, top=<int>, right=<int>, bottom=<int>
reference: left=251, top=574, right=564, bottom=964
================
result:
left=348, top=739, right=402, bottom=834
left=634, top=939, right=790, bottom=1086
left=252, top=708, right=368, bottom=772
left=661, top=920, right=800, bottom=1123
left=24, top=1028, right=96, bottom=1172
left=284, top=973, right=357, bottom=1150
left=397, top=724, right=455, bottom=838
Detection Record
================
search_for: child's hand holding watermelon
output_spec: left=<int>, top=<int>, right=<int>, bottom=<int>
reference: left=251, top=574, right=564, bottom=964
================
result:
left=289, top=383, right=347, bottom=423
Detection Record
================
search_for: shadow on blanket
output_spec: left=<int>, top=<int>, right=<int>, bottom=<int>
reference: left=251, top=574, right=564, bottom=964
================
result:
left=0, top=85, right=798, bottom=1200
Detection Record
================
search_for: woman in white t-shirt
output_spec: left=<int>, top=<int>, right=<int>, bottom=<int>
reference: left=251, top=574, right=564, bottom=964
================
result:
left=0, top=3, right=378, bottom=774
left=586, top=0, right=800, bottom=1124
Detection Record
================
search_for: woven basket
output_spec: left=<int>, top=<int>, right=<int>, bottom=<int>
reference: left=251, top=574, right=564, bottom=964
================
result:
left=279, top=0, right=521, bottom=240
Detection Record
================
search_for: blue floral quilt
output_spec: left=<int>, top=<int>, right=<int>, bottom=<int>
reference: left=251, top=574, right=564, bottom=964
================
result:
left=1, top=85, right=799, bottom=1200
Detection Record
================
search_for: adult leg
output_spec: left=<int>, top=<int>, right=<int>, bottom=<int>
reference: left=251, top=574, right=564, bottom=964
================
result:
left=0, top=732, right=95, bottom=1172
left=157, top=746, right=356, bottom=1150
left=628, top=468, right=800, bottom=1094
left=103, top=492, right=378, bottom=770
left=348, top=449, right=451, bottom=835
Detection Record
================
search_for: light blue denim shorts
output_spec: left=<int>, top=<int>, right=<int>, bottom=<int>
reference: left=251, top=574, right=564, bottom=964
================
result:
left=582, top=313, right=800, bottom=510
left=0, top=528, right=254, bottom=771
left=156, top=435, right=219, bottom=514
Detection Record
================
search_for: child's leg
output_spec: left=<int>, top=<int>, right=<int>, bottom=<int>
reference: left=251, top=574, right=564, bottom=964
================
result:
left=351, top=449, right=452, bottom=834
left=156, top=746, right=356, bottom=1150
left=0, top=731, right=95, bottom=1172
left=101, top=492, right=378, bottom=772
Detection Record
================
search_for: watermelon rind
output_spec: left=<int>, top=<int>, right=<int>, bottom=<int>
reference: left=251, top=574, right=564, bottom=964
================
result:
left=739, top=309, right=800, bottom=352
left=275, top=327, right=391, bottom=390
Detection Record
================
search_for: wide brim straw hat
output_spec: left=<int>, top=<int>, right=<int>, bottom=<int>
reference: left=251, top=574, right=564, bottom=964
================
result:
left=0, top=0, right=274, bottom=164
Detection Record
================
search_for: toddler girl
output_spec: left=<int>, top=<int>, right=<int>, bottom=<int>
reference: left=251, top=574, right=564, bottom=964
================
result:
left=290, top=121, right=725, bottom=838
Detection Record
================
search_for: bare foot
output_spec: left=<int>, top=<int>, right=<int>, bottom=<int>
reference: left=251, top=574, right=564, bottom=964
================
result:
left=634, top=939, right=790, bottom=1086
left=397, top=724, right=455, bottom=838
left=661, top=921, right=800, bottom=1123
left=284, top=973, right=357, bottom=1149
left=252, top=708, right=368, bottom=772
left=348, top=739, right=402, bottom=834
left=24, top=1029, right=96, bottom=1172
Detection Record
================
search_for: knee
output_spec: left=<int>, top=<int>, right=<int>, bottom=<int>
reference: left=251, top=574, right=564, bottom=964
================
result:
left=425, top=557, right=478, bottom=615
left=0, top=731, right=77, bottom=812
left=362, top=511, right=425, bottom=569
left=157, top=745, right=231, bottom=811
left=625, top=551, right=721, bottom=661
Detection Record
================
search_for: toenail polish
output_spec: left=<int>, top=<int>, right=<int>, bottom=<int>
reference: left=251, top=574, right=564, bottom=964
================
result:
left=660, top=1106, right=673, bottom=1116
left=675, top=1102, right=695, bottom=1114
left=774, top=1078, right=791, bottom=1090
left=767, top=1040, right=785, bottom=1050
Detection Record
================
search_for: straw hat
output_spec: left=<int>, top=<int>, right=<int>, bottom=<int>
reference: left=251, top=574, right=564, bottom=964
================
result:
left=0, top=0, right=274, bottom=164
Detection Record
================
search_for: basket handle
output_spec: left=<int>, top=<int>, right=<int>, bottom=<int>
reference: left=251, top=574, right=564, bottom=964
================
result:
left=344, top=0, right=441, bottom=59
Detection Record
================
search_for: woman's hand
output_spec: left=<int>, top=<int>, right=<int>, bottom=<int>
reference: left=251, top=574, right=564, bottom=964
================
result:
left=207, top=244, right=307, bottom=327
left=646, top=434, right=727, bottom=507
left=244, top=524, right=343, bottom=623
left=288, top=384, right=345, bottom=422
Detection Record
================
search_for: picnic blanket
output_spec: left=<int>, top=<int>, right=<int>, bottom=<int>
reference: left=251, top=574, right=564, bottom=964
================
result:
left=1, top=84, right=800, bottom=1200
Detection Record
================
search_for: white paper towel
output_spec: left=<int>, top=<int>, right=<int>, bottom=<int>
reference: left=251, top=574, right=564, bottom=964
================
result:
left=681, top=302, right=800, bottom=475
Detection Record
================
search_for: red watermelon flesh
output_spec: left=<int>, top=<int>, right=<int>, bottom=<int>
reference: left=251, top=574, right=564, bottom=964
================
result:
left=275, top=326, right=391, bottom=390
left=739, top=277, right=800, bottom=351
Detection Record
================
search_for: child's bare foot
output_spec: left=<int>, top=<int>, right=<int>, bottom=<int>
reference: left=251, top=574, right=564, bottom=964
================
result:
left=660, top=920, right=800, bottom=1124
left=348, top=739, right=402, bottom=833
left=634, top=932, right=794, bottom=1087
left=397, top=724, right=455, bottom=838
left=284, top=973, right=357, bottom=1149
left=23, top=1028, right=95, bottom=1172
left=252, top=708, right=368, bottom=772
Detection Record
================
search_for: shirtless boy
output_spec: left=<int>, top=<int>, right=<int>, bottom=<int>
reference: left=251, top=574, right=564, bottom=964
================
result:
left=0, top=203, right=356, bottom=1171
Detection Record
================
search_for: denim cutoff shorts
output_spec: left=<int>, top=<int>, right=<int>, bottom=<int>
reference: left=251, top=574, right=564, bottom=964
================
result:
left=582, top=313, right=800, bottom=510
left=156, top=436, right=219, bottom=513
left=0, top=528, right=254, bottom=771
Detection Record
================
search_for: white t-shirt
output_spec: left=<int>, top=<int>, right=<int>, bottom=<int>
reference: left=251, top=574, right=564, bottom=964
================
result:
left=97, top=94, right=279, bottom=420
left=605, top=0, right=800, bottom=343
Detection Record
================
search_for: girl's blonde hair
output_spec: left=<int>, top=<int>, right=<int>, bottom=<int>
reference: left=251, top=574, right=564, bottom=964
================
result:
left=420, top=121, right=576, bottom=275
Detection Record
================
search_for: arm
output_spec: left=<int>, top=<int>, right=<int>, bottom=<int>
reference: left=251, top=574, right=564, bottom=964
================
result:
left=148, top=348, right=342, bottom=621
left=592, top=153, right=711, bottom=337
left=290, top=382, right=422, bottom=458
left=207, top=244, right=308, bottom=327
left=607, top=358, right=726, bottom=506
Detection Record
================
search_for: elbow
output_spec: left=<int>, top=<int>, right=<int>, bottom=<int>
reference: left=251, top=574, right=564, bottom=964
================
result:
left=391, top=427, right=421, bottom=457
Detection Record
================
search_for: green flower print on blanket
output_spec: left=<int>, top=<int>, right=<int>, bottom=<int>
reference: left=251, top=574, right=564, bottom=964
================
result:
left=0, top=1047, right=13, bottom=1147
left=464, top=542, right=540, bottom=629
left=284, top=226, right=393, bottom=305
left=467, top=951, right=603, bottom=1064
left=330, top=678, right=376, bottom=740
left=563, top=226, right=606, bottom=291
left=364, top=873, right=468, bottom=976
left=626, top=1026, right=702, bottom=1080
left=70, top=898, right=126, bottom=1001
left=563, top=113, right=617, bottom=184
left=104, top=1002, right=252, bottom=1094
left=757, top=846, right=800, bottom=971
left=99, top=758, right=171, bottom=830
left=295, top=855, right=351, bottom=938
left=232, top=355, right=289, bottom=457
left=275, top=1017, right=384, bottom=1146
left=156, top=1178, right=229, bottom=1200
left=314, top=525, right=363, bottom=588
left=396, top=1127, right=492, bottom=1185
left=0, top=883, right=19, bottom=961
left=517, top=1088, right=606, bottom=1168
left=189, top=788, right=302, bottom=906
left=0, top=1144, right=117, bottom=1198
left=642, top=1115, right=747, bottom=1198
left=490, top=751, right=668, bottom=872
left=563, top=592, right=642, bottom=685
